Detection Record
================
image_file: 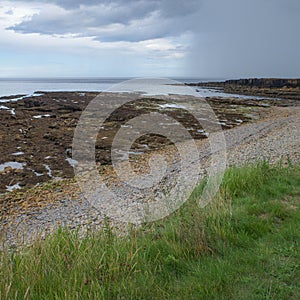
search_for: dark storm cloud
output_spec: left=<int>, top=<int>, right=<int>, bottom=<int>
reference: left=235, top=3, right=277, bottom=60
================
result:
left=12, top=0, right=199, bottom=15
left=7, top=0, right=300, bottom=77
left=9, top=0, right=200, bottom=42
left=188, top=0, right=300, bottom=78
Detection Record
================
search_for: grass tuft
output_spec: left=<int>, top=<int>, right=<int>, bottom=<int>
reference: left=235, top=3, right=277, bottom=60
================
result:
left=0, top=161, right=299, bottom=299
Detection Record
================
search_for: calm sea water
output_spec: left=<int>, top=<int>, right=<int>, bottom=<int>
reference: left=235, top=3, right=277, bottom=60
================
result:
left=0, top=77, right=262, bottom=99
left=0, top=78, right=127, bottom=97
left=0, top=78, right=206, bottom=97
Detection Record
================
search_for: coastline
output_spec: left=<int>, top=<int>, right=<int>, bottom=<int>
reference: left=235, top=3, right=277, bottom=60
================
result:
left=1, top=89, right=299, bottom=247
left=0, top=90, right=278, bottom=194
left=186, top=78, right=300, bottom=101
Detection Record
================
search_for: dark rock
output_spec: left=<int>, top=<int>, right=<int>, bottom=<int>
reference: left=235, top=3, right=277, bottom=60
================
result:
left=24, top=99, right=43, bottom=108
left=0, top=90, right=290, bottom=194
left=186, top=78, right=300, bottom=102
left=224, top=78, right=300, bottom=88
left=0, top=94, right=26, bottom=100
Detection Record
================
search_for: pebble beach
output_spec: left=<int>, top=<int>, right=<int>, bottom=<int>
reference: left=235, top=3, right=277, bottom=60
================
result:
left=1, top=87, right=299, bottom=249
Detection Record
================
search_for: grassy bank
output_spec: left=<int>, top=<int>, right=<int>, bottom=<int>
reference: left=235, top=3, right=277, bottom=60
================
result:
left=0, top=161, right=299, bottom=299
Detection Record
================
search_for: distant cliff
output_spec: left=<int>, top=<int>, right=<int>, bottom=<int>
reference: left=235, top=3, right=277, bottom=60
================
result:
left=187, top=78, right=300, bottom=88
left=224, top=78, right=300, bottom=88
left=186, top=78, right=300, bottom=101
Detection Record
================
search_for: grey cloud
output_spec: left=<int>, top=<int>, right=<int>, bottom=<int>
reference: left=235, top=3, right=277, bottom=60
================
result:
left=5, top=10, right=14, bottom=15
left=159, top=0, right=200, bottom=17
left=9, top=0, right=201, bottom=42
left=11, top=0, right=198, bottom=12
left=10, top=1, right=157, bottom=37
left=9, top=0, right=299, bottom=78
left=12, top=0, right=137, bottom=9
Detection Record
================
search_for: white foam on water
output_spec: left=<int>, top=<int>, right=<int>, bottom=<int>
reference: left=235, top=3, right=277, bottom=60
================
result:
left=0, top=92, right=45, bottom=103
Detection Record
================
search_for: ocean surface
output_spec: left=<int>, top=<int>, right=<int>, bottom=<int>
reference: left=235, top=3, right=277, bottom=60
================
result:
left=0, top=78, right=128, bottom=97
left=0, top=77, right=261, bottom=99
left=0, top=77, right=208, bottom=97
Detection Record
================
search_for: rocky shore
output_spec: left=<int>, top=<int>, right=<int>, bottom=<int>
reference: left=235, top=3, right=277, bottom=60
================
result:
left=0, top=90, right=279, bottom=194
left=187, top=78, right=300, bottom=101
left=0, top=89, right=299, bottom=247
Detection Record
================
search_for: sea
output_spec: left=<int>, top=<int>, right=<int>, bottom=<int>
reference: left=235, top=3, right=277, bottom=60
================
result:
left=0, top=77, right=210, bottom=96
left=0, top=77, right=261, bottom=99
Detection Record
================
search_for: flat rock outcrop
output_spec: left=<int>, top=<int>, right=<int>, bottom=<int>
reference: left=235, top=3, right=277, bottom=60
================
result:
left=0, top=91, right=287, bottom=193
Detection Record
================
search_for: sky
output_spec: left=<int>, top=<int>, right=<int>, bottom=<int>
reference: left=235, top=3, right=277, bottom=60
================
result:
left=0, top=0, right=299, bottom=78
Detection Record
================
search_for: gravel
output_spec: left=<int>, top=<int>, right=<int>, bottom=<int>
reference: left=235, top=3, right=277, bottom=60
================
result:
left=1, top=106, right=299, bottom=249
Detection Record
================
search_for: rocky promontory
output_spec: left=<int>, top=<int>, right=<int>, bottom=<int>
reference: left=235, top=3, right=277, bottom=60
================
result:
left=187, top=78, right=300, bottom=101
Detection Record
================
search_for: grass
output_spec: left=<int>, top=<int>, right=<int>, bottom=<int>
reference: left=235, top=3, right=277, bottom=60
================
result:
left=0, top=161, right=299, bottom=299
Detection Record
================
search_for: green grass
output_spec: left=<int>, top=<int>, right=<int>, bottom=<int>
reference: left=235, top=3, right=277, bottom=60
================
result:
left=0, top=161, right=299, bottom=299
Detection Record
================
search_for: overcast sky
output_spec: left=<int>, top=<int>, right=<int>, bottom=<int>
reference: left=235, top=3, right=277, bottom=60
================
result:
left=0, top=0, right=299, bottom=78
